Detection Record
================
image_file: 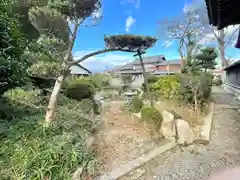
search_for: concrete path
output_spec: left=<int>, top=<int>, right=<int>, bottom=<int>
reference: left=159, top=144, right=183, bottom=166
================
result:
left=142, top=86, right=240, bottom=180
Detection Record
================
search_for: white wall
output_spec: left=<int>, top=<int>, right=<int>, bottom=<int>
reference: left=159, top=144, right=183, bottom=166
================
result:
left=131, top=75, right=144, bottom=88
left=110, top=75, right=144, bottom=89
left=70, top=65, right=90, bottom=75
left=133, top=64, right=155, bottom=72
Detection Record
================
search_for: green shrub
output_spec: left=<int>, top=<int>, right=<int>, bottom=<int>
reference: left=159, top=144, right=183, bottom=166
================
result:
left=147, top=76, right=159, bottom=84
left=0, top=5, right=29, bottom=95
left=131, top=96, right=143, bottom=113
left=0, top=115, right=96, bottom=179
left=151, top=72, right=213, bottom=110
left=152, top=75, right=180, bottom=100
left=0, top=88, right=43, bottom=119
left=4, top=87, right=42, bottom=105
left=141, top=107, right=163, bottom=132
left=141, top=76, right=159, bottom=92
left=0, top=93, right=96, bottom=179
left=179, top=72, right=212, bottom=108
left=65, top=78, right=96, bottom=101
left=79, top=75, right=110, bottom=91
left=90, top=74, right=110, bottom=90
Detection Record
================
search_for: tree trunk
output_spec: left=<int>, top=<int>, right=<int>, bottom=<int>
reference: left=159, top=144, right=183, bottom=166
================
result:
left=138, top=51, right=154, bottom=108
left=179, top=41, right=185, bottom=71
left=219, top=30, right=228, bottom=68
left=45, top=73, right=66, bottom=124
left=44, top=20, right=79, bottom=124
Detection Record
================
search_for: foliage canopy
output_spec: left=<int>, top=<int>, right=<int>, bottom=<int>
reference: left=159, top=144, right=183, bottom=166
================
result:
left=48, top=0, right=102, bottom=21
left=0, top=2, right=29, bottom=95
left=195, top=47, right=217, bottom=71
left=104, top=35, right=157, bottom=52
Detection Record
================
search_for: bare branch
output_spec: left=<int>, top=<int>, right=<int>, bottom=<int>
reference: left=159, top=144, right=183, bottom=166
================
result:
left=206, top=25, right=219, bottom=40
left=63, top=15, right=74, bottom=38
left=225, top=27, right=239, bottom=46
left=224, top=28, right=228, bottom=37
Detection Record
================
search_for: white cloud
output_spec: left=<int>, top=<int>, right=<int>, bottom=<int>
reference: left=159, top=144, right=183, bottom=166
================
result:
left=183, top=4, right=191, bottom=13
left=73, top=51, right=133, bottom=72
left=162, top=40, right=173, bottom=48
left=125, top=16, right=136, bottom=32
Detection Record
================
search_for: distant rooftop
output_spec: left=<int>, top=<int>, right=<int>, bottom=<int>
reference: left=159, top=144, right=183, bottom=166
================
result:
left=155, top=59, right=181, bottom=66
left=131, top=55, right=166, bottom=65
left=120, top=55, right=166, bottom=70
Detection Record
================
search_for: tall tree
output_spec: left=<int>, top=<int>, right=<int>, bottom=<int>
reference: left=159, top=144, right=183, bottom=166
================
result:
left=17, top=0, right=157, bottom=123
left=158, top=8, right=204, bottom=70
left=33, top=0, right=104, bottom=123
left=158, top=1, right=238, bottom=69
left=195, top=47, right=217, bottom=72
left=186, top=0, right=239, bottom=68
left=200, top=26, right=238, bottom=68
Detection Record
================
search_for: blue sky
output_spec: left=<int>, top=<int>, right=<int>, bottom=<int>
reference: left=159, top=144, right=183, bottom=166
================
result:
left=72, top=0, right=240, bottom=72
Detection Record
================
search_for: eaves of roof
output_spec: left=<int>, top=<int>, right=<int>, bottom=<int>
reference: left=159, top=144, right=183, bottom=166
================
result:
left=74, top=64, right=92, bottom=74
left=224, top=60, right=240, bottom=70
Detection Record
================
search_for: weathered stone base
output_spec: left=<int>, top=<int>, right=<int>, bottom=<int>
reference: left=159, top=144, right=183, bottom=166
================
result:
left=195, top=103, right=215, bottom=145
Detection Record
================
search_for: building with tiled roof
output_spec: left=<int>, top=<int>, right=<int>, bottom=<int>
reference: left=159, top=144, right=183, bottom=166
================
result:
left=114, top=55, right=181, bottom=76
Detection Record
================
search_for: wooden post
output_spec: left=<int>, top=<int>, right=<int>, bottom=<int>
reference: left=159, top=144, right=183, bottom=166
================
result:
left=134, top=50, right=154, bottom=108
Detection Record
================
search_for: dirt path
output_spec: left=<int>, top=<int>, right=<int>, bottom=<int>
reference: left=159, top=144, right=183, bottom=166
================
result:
left=96, top=101, right=156, bottom=175
left=137, top=86, right=240, bottom=180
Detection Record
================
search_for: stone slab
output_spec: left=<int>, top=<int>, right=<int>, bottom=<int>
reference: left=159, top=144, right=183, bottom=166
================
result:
left=195, top=103, right=215, bottom=145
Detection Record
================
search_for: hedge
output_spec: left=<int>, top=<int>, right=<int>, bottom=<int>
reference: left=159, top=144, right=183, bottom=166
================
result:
left=65, top=78, right=96, bottom=101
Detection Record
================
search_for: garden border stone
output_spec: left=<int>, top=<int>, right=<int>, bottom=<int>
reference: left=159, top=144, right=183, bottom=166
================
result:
left=98, top=138, right=176, bottom=180
left=195, top=102, right=215, bottom=145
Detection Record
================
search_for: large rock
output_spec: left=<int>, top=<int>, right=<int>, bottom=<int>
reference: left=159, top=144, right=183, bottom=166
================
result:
left=160, top=111, right=175, bottom=139
left=176, top=119, right=194, bottom=145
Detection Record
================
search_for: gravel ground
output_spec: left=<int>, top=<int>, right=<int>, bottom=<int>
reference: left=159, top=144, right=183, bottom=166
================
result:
left=142, top=86, right=240, bottom=180
left=96, top=101, right=156, bottom=175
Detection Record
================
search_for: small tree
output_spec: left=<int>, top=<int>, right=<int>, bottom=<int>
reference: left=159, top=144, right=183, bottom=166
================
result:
left=195, top=47, right=217, bottom=72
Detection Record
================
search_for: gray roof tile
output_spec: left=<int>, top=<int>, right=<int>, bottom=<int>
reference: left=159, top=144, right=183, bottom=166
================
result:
left=224, top=60, right=240, bottom=70
left=156, top=59, right=181, bottom=66
left=120, top=55, right=166, bottom=70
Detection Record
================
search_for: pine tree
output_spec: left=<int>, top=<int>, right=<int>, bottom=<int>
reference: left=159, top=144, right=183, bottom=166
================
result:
left=195, top=47, right=217, bottom=72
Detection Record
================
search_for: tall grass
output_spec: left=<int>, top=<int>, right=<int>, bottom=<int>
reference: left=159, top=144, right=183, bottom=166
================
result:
left=0, top=88, right=97, bottom=179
